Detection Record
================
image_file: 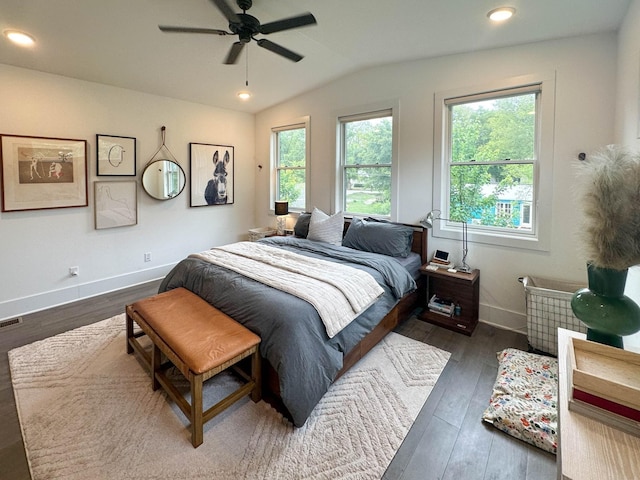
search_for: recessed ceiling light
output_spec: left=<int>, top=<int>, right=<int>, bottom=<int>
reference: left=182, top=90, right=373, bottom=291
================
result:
left=237, top=91, right=252, bottom=100
left=3, top=30, right=36, bottom=47
left=487, top=7, right=516, bottom=22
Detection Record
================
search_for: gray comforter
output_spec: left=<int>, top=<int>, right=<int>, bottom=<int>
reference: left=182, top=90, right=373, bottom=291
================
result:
left=158, top=236, right=416, bottom=427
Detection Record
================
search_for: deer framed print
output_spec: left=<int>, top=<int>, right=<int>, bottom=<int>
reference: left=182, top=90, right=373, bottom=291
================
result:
left=0, top=134, right=88, bottom=212
left=189, top=143, right=234, bottom=207
left=97, top=134, right=136, bottom=176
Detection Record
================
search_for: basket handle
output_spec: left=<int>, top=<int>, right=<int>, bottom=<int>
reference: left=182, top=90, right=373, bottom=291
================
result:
left=518, top=276, right=530, bottom=288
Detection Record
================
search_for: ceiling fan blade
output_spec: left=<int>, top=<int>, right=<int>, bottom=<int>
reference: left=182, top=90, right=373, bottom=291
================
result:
left=257, top=39, right=303, bottom=62
left=259, top=12, right=317, bottom=34
left=210, top=0, right=241, bottom=24
left=159, top=25, right=230, bottom=35
left=224, top=41, right=245, bottom=64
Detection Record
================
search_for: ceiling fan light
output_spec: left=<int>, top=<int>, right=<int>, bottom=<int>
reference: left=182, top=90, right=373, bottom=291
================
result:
left=237, top=91, right=252, bottom=100
left=487, top=7, right=515, bottom=22
left=4, top=30, right=36, bottom=46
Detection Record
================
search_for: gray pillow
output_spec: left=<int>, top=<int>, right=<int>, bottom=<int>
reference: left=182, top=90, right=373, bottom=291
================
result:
left=294, top=212, right=312, bottom=238
left=343, top=217, right=413, bottom=257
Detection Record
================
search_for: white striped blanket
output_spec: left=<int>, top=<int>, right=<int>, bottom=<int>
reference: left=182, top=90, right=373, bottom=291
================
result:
left=189, top=242, right=384, bottom=338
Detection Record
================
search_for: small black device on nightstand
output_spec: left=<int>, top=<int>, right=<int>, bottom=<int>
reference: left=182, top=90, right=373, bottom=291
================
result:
left=433, top=249, right=450, bottom=263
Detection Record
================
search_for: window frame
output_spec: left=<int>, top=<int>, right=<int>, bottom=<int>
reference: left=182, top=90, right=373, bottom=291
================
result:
left=271, top=116, right=310, bottom=212
left=433, top=73, right=555, bottom=251
left=335, top=104, right=399, bottom=220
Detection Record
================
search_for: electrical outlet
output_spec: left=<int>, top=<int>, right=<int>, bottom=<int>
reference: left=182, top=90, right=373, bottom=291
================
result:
left=144, top=252, right=152, bottom=262
left=69, top=266, right=79, bottom=276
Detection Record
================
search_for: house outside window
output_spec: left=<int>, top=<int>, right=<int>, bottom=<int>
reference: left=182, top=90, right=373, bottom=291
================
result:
left=272, top=117, right=309, bottom=210
left=433, top=73, right=555, bottom=251
left=338, top=108, right=396, bottom=218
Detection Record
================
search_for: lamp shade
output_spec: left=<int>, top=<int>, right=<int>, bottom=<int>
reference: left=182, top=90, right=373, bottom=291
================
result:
left=275, top=201, right=289, bottom=216
left=420, top=210, right=438, bottom=228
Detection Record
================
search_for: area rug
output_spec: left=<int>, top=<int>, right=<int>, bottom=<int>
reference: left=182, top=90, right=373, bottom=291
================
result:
left=9, top=314, right=450, bottom=480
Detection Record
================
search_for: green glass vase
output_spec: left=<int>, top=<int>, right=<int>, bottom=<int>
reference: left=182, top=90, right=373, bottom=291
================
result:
left=571, top=264, right=640, bottom=348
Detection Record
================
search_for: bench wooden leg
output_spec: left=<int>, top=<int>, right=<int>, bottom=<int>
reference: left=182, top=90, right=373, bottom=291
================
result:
left=126, top=312, right=134, bottom=354
left=191, top=374, right=204, bottom=448
left=250, top=349, right=262, bottom=403
left=151, top=342, right=161, bottom=391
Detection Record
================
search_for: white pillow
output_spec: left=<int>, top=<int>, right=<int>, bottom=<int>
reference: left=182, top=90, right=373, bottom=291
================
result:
left=307, top=208, right=344, bottom=245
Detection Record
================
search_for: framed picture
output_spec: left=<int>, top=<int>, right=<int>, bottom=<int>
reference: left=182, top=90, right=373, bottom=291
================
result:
left=94, top=181, right=137, bottom=229
left=189, top=143, right=234, bottom=207
left=97, top=134, right=136, bottom=176
left=1, top=134, right=88, bottom=212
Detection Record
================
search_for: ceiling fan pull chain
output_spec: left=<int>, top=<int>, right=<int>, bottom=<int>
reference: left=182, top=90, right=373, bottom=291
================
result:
left=246, top=45, right=249, bottom=87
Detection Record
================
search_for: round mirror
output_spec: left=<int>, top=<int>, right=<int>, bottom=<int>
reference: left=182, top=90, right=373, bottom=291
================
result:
left=141, top=159, right=186, bottom=200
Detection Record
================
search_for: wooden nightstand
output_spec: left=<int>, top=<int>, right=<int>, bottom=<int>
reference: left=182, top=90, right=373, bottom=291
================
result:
left=418, top=266, right=480, bottom=336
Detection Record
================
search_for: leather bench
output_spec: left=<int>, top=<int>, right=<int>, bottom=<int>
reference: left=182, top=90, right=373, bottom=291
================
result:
left=125, top=287, right=261, bottom=447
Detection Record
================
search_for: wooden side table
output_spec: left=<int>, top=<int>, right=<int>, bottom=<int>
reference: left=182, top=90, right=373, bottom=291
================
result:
left=557, top=328, right=640, bottom=479
left=418, top=266, right=480, bottom=335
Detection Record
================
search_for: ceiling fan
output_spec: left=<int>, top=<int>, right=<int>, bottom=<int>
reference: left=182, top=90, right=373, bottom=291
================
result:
left=159, top=0, right=317, bottom=64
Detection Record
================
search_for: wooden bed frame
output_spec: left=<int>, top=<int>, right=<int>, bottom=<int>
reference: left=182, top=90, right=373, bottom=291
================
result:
left=261, top=221, right=427, bottom=421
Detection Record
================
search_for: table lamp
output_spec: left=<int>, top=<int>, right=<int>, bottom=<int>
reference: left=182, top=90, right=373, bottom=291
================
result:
left=275, top=201, right=289, bottom=235
left=420, top=209, right=471, bottom=273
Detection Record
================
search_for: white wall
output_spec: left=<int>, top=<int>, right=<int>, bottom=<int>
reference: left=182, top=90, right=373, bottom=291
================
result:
left=0, top=64, right=255, bottom=321
left=617, top=0, right=640, bottom=147
left=255, top=33, right=619, bottom=333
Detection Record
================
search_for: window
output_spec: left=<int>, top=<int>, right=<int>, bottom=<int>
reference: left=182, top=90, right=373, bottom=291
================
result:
left=338, top=109, right=395, bottom=217
left=434, top=74, right=555, bottom=251
left=272, top=117, right=309, bottom=210
left=496, top=201, right=513, bottom=219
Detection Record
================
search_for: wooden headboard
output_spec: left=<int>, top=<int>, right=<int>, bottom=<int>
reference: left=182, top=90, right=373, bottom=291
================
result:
left=342, top=219, right=427, bottom=264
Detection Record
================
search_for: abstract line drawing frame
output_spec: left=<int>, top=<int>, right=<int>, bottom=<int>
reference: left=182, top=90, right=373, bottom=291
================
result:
left=94, top=181, right=137, bottom=229
left=189, top=143, right=234, bottom=207
left=1, top=134, right=88, bottom=212
left=97, top=134, right=136, bottom=176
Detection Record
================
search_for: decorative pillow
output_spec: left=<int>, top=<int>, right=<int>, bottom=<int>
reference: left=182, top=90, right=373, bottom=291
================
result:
left=307, top=208, right=344, bottom=245
left=294, top=212, right=312, bottom=238
left=482, top=348, right=558, bottom=455
left=343, top=217, right=413, bottom=257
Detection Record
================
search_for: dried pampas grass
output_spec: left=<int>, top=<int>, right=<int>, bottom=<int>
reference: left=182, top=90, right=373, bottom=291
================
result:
left=575, top=145, right=640, bottom=270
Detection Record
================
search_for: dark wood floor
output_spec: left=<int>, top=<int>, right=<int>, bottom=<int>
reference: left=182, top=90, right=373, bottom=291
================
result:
left=0, top=281, right=556, bottom=480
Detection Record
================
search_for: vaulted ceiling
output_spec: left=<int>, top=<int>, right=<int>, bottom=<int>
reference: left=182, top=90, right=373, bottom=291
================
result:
left=0, top=0, right=630, bottom=113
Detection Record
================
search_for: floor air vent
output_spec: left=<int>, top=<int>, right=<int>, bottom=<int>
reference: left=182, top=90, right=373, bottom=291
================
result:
left=0, top=317, right=22, bottom=328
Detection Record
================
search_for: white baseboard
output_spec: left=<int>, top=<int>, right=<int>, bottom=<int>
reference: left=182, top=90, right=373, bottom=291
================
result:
left=0, top=264, right=175, bottom=322
left=478, top=303, right=527, bottom=336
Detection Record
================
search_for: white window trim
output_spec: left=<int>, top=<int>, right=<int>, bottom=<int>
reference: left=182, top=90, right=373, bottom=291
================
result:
left=433, top=72, right=556, bottom=251
left=333, top=100, right=400, bottom=220
left=270, top=116, right=310, bottom=213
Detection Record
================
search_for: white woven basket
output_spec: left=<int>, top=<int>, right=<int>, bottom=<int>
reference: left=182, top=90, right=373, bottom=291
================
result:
left=520, top=276, right=587, bottom=356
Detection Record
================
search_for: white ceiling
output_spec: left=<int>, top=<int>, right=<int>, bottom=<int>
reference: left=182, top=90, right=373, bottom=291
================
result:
left=0, top=0, right=631, bottom=114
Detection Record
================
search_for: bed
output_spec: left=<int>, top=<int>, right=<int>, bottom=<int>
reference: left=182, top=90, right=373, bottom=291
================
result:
left=158, top=215, right=427, bottom=427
